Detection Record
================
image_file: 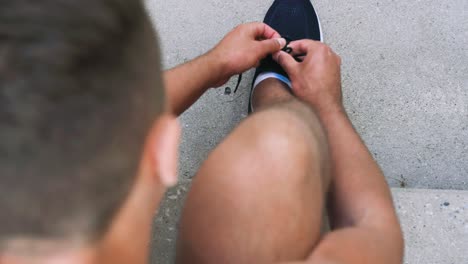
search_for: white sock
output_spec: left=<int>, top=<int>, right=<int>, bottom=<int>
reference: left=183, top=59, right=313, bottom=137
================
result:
left=253, top=72, right=292, bottom=90
left=250, top=72, right=292, bottom=112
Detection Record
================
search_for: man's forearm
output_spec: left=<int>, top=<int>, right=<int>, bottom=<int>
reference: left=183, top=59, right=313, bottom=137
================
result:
left=164, top=51, right=226, bottom=116
left=318, top=107, right=399, bottom=229
left=310, top=106, right=403, bottom=263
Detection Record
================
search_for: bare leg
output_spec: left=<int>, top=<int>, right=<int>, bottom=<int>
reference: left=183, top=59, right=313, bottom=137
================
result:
left=176, top=79, right=330, bottom=264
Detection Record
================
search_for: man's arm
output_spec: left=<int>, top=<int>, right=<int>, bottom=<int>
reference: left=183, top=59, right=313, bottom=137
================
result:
left=164, top=22, right=286, bottom=116
left=164, top=52, right=224, bottom=116
left=275, top=40, right=404, bottom=264
left=307, top=108, right=404, bottom=264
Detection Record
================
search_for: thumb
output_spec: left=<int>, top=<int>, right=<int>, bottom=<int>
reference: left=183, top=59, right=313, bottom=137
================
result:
left=273, top=51, right=298, bottom=76
left=257, top=38, right=287, bottom=57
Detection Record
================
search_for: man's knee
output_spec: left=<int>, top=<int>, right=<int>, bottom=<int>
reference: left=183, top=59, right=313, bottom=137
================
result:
left=228, top=101, right=329, bottom=185
left=251, top=101, right=326, bottom=147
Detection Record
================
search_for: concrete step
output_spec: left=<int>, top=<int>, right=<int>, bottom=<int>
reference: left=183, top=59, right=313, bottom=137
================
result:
left=145, top=0, right=468, bottom=190
left=393, top=188, right=468, bottom=264
left=150, top=182, right=468, bottom=264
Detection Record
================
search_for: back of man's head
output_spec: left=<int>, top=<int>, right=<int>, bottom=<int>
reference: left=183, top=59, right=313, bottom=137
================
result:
left=0, top=0, right=164, bottom=252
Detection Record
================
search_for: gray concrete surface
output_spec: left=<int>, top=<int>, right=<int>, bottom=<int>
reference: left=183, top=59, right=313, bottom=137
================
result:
left=150, top=180, right=190, bottom=264
left=145, top=0, right=468, bottom=190
left=150, top=183, right=468, bottom=264
left=394, top=188, right=468, bottom=264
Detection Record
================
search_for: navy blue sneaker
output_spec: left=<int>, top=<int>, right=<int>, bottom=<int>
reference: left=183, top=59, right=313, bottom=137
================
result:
left=249, top=0, right=323, bottom=112
left=264, top=0, right=322, bottom=43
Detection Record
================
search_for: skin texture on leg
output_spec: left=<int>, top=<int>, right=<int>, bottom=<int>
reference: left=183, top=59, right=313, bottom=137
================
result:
left=176, top=79, right=330, bottom=264
left=252, top=78, right=293, bottom=110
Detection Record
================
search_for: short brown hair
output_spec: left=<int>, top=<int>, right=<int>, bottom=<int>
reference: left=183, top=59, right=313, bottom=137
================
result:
left=0, top=0, right=164, bottom=248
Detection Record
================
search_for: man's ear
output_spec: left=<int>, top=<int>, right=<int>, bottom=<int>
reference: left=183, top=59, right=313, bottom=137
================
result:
left=145, top=114, right=181, bottom=187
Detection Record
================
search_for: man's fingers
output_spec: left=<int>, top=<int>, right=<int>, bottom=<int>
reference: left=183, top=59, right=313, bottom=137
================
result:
left=249, top=22, right=281, bottom=39
left=288, top=39, right=323, bottom=56
left=273, top=51, right=298, bottom=75
left=261, top=23, right=281, bottom=39
left=257, top=38, right=286, bottom=56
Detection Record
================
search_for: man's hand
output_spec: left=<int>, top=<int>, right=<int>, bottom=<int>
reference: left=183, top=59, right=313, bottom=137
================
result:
left=273, top=40, right=342, bottom=115
left=210, top=22, right=286, bottom=86
left=164, top=22, right=285, bottom=115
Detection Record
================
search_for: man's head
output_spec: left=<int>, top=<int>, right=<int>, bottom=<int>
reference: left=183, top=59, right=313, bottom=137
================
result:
left=0, top=0, right=179, bottom=262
